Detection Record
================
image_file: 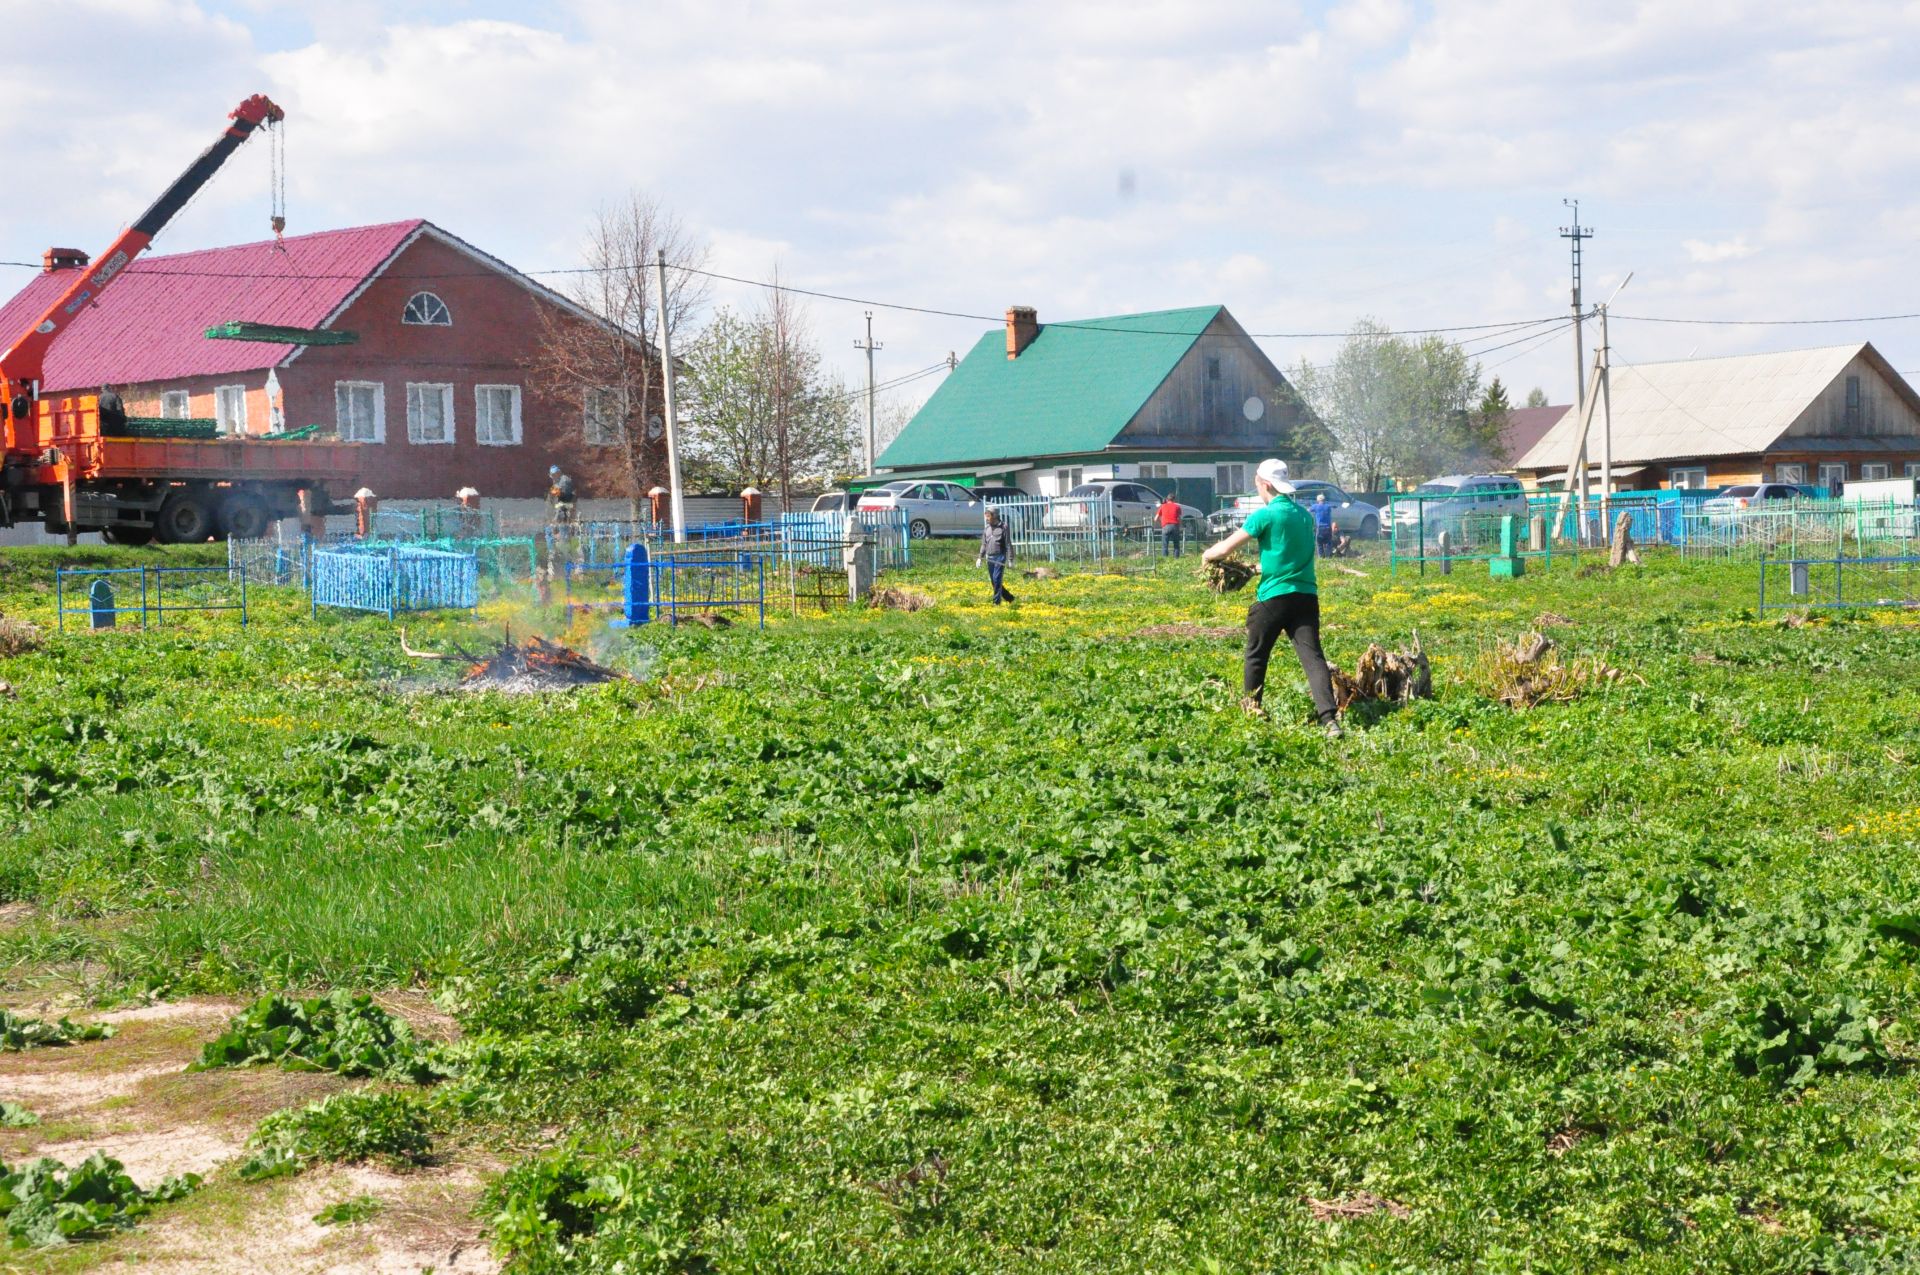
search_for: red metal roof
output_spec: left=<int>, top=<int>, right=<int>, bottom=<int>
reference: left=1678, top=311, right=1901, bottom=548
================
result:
left=0, top=219, right=424, bottom=392
left=1501, top=404, right=1569, bottom=463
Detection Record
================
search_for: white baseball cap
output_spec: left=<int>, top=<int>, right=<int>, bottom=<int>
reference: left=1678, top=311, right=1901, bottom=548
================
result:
left=1255, top=458, right=1294, bottom=493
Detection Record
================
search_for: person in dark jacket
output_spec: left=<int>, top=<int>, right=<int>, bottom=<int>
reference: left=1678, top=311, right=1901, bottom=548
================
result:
left=548, top=464, right=578, bottom=526
left=976, top=507, right=1015, bottom=604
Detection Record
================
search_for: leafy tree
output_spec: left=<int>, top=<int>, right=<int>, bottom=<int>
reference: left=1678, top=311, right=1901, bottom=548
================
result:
left=1525, top=386, right=1549, bottom=408
left=1290, top=319, right=1485, bottom=490
left=682, top=298, right=858, bottom=496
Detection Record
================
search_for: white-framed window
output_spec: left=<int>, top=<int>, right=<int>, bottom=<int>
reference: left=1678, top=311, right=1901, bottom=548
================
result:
left=334, top=381, right=384, bottom=443
left=406, top=382, right=455, bottom=445
left=475, top=384, right=522, bottom=446
left=1216, top=462, right=1247, bottom=494
left=1138, top=463, right=1170, bottom=480
left=214, top=385, right=247, bottom=435
left=1669, top=467, right=1708, bottom=490
left=1053, top=466, right=1083, bottom=495
left=585, top=387, right=626, bottom=447
left=1861, top=462, right=1890, bottom=481
left=1818, top=461, right=1847, bottom=492
left=1774, top=462, right=1806, bottom=483
left=160, top=390, right=191, bottom=419
left=402, top=291, right=452, bottom=326
left=1906, top=462, right=1920, bottom=479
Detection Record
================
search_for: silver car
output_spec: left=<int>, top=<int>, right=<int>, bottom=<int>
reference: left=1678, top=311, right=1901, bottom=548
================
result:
left=1050, top=481, right=1205, bottom=536
left=1288, top=481, right=1383, bottom=539
left=1391, top=474, right=1529, bottom=544
left=855, top=480, right=985, bottom=538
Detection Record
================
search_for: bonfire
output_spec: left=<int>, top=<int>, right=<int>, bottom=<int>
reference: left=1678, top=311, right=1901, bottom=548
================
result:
left=462, top=636, right=628, bottom=692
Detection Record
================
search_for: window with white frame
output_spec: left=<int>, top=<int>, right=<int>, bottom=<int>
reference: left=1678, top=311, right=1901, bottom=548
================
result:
left=402, top=291, right=452, bottom=326
left=1774, top=462, right=1806, bottom=483
left=1053, top=466, right=1083, bottom=495
left=1818, top=461, right=1847, bottom=492
left=1216, top=462, right=1248, bottom=494
left=1138, top=463, right=1170, bottom=480
left=475, top=385, right=522, bottom=446
left=584, top=387, right=626, bottom=446
left=406, top=382, right=454, bottom=445
left=1861, top=462, right=1890, bottom=481
left=334, top=381, right=384, bottom=443
left=160, top=390, right=190, bottom=419
left=214, top=385, right=247, bottom=435
left=1669, top=467, right=1708, bottom=490
left=1906, top=462, right=1920, bottom=479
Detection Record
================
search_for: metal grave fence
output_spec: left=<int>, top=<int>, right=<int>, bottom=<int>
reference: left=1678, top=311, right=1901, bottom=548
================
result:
left=992, top=494, right=1118, bottom=563
left=1388, top=487, right=1555, bottom=574
left=1679, top=500, right=1919, bottom=562
left=561, top=542, right=768, bottom=628
left=310, top=545, right=479, bottom=618
left=56, top=565, right=248, bottom=631
left=1759, top=551, right=1920, bottom=611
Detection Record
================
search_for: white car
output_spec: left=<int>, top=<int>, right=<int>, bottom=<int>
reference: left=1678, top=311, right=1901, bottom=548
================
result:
left=855, top=480, right=985, bottom=538
left=1391, top=475, right=1529, bottom=543
left=1208, top=482, right=1382, bottom=538
left=1049, top=481, right=1205, bottom=536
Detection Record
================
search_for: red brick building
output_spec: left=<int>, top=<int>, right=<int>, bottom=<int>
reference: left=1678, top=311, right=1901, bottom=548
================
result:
left=0, top=220, right=663, bottom=500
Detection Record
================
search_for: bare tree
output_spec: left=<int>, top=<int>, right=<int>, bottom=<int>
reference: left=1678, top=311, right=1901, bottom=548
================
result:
left=529, top=195, right=709, bottom=518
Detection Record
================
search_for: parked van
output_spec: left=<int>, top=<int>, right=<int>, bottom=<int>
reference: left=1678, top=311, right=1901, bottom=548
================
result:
left=1391, top=474, right=1529, bottom=542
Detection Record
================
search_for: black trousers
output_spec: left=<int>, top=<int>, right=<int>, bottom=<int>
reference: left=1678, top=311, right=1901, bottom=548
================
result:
left=1244, top=592, right=1338, bottom=722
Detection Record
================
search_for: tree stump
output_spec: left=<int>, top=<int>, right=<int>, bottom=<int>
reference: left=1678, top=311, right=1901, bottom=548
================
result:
left=1329, top=632, right=1434, bottom=712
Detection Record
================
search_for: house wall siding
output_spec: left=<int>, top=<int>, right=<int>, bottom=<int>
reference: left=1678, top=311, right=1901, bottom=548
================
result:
left=1116, top=313, right=1304, bottom=451
left=1782, top=352, right=1920, bottom=439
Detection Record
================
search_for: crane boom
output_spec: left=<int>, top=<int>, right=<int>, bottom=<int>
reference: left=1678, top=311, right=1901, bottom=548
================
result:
left=0, top=93, right=283, bottom=390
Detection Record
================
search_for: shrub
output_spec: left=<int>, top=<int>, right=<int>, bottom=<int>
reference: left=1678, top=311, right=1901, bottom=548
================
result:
left=237, top=1090, right=432, bottom=1181
left=1, top=1152, right=197, bottom=1249
left=190, top=991, right=443, bottom=1082
left=0, top=1010, right=112, bottom=1051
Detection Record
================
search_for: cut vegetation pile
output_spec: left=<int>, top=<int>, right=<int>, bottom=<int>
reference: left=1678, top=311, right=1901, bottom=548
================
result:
left=1202, top=556, right=1257, bottom=593
left=460, top=635, right=627, bottom=693
left=870, top=585, right=933, bottom=611
left=1471, top=630, right=1634, bottom=709
left=1330, top=635, right=1434, bottom=711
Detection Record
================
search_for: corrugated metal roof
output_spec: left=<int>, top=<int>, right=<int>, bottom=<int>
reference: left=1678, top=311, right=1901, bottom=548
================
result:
left=1517, top=343, right=1891, bottom=470
left=0, top=220, right=424, bottom=391
left=1499, top=404, right=1569, bottom=462
left=876, top=305, right=1222, bottom=470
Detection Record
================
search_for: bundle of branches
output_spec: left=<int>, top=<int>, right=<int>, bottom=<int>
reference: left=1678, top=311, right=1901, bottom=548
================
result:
left=1203, top=556, right=1258, bottom=594
left=1330, top=633, right=1433, bottom=711
left=870, top=586, right=934, bottom=612
left=1471, top=630, right=1633, bottom=709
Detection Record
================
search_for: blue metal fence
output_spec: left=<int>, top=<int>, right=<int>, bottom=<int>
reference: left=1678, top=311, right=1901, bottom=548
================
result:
left=56, top=566, right=247, bottom=631
left=310, top=545, right=479, bottom=618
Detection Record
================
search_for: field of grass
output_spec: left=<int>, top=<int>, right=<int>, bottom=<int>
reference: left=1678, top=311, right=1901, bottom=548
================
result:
left=4, top=539, right=1920, bottom=1271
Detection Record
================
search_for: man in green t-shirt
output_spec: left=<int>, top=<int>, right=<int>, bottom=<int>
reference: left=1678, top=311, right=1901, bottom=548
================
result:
left=1200, top=458, right=1341, bottom=736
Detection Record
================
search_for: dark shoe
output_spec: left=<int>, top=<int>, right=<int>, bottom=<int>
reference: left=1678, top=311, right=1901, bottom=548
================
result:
left=1002, top=591, right=1016, bottom=602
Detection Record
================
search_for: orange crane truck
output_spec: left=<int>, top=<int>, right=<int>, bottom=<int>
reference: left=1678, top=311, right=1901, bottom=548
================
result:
left=0, top=94, right=362, bottom=545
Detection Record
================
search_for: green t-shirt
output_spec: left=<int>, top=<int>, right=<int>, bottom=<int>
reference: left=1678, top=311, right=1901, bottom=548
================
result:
left=1241, top=497, right=1317, bottom=601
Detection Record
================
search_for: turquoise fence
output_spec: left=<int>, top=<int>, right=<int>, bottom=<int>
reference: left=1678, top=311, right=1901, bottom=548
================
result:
left=311, top=545, right=478, bottom=618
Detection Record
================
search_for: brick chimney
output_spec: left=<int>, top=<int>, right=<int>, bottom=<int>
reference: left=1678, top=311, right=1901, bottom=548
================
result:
left=1005, top=306, right=1038, bottom=359
left=42, top=247, right=89, bottom=273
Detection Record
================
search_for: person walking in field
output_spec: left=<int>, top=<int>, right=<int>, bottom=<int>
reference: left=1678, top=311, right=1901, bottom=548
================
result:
left=1201, top=458, right=1342, bottom=737
left=1156, top=489, right=1184, bottom=556
left=1311, top=490, right=1335, bottom=557
left=976, top=506, right=1016, bottom=605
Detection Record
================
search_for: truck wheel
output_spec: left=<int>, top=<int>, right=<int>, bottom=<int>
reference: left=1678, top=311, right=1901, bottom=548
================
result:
left=157, top=492, right=215, bottom=543
left=101, top=527, right=155, bottom=547
left=220, top=493, right=273, bottom=540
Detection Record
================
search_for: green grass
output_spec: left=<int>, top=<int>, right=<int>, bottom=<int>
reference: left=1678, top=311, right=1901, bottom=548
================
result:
left=4, top=540, right=1920, bottom=1270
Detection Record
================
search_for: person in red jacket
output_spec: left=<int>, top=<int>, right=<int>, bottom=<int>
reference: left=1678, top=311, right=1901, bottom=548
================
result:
left=1155, top=490, right=1184, bottom=556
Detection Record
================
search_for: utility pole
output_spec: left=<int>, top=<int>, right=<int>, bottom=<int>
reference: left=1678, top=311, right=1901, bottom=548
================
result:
left=1598, top=301, right=1613, bottom=527
left=1560, top=200, right=1593, bottom=537
left=654, top=248, right=686, bottom=543
left=853, top=312, right=883, bottom=474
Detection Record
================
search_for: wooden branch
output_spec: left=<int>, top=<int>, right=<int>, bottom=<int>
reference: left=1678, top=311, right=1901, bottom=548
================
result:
left=398, top=628, right=452, bottom=660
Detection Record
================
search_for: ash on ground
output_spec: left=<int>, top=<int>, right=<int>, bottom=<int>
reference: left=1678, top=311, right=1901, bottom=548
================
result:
left=461, top=636, right=630, bottom=693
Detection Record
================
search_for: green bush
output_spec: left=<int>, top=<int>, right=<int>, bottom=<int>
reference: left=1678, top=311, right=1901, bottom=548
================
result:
left=237, top=1090, right=432, bottom=1181
left=484, top=1146, right=703, bottom=1274
left=190, top=990, right=444, bottom=1082
left=0, top=1152, right=196, bottom=1249
left=0, top=1009, right=112, bottom=1051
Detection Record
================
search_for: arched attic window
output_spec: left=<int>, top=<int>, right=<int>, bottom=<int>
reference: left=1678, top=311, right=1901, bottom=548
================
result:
left=402, top=291, right=452, bottom=326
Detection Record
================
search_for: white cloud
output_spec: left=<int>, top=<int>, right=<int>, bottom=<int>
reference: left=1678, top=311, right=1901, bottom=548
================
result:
left=3, top=0, right=1919, bottom=409
left=1683, top=237, right=1756, bottom=263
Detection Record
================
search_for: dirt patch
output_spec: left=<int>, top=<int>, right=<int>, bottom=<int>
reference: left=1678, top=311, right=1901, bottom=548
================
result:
left=0, top=901, right=35, bottom=931
left=1306, top=1191, right=1412, bottom=1221
left=1546, top=1123, right=1591, bottom=1156
left=1132, top=622, right=1242, bottom=640
left=1533, top=611, right=1574, bottom=628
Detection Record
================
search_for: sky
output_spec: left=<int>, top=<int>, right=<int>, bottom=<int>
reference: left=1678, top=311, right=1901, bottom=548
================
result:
left=4, top=0, right=1918, bottom=421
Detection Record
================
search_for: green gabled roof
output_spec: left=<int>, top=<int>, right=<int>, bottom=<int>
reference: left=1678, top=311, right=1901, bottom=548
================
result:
left=877, top=305, right=1222, bottom=470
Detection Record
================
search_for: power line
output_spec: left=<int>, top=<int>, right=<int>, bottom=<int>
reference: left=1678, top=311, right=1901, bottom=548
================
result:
left=1612, top=309, right=1920, bottom=327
